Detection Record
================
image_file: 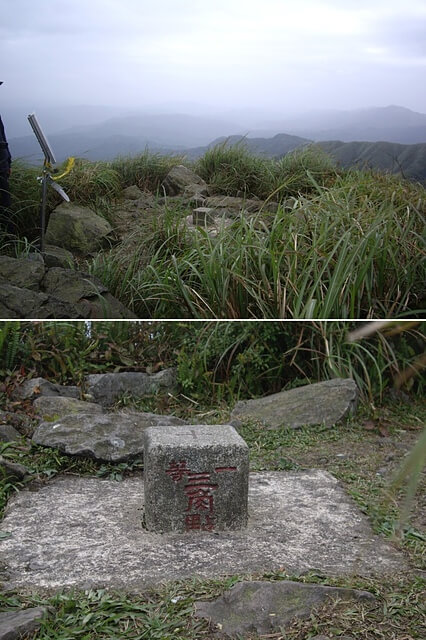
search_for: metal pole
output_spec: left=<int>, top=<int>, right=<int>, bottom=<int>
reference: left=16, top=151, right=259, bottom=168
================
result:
left=40, top=168, right=48, bottom=253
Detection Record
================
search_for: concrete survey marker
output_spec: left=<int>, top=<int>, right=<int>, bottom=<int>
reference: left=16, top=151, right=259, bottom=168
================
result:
left=0, top=470, right=406, bottom=593
left=143, top=424, right=249, bottom=533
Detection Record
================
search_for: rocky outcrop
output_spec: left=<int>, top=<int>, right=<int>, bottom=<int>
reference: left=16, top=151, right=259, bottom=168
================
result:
left=161, top=165, right=208, bottom=197
left=85, top=369, right=177, bottom=407
left=0, top=425, right=21, bottom=442
left=122, top=185, right=144, bottom=200
left=0, top=607, right=52, bottom=640
left=33, top=396, right=104, bottom=421
left=231, top=378, right=359, bottom=429
left=0, top=456, right=30, bottom=481
left=45, top=202, right=113, bottom=255
left=43, top=244, right=75, bottom=268
left=195, top=580, right=375, bottom=637
left=0, top=255, right=45, bottom=290
left=0, top=256, right=136, bottom=319
left=12, top=378, right=80, bottom=401
left=32, top=411, right=187, bottom=462
left=204, top=195, right=279, bottom=214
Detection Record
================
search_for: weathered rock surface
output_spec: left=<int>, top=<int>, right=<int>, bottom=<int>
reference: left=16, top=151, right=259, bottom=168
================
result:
left=0, top=283, right=50, bottom=319
left=45, top=202, right=113, bottom=255
left=161, top=165, right=207, bottom=196
left=0, top=425, right=21, bottom=442
left=195, top=580, right=376, bottom=637
left=0, top=255, right=45, bottom=291
left=0, top=257, right=136, bottom=319
left=204, top=195, right=279, bottom=214
left=32, top=411, right=187, bottom=461
left=43, top=244, right=75, bottom=268
left=0, top=456, right=29, bottom=481
left=0, top=607, right=51, bottom=640
left=231, top=378, right=358, bottom=429
left=12, top=378, right=80, bottom=402
left=33, top=396, right=104, bottom=421
left=0, top=471, right=406, bottom=593
left=0, top=281, right=87, bottom=318
left=122, top=185, right=144, bottom=200
left=43, top=268, right=136, bottom=318
left=85, top=369, right=177, bottom=406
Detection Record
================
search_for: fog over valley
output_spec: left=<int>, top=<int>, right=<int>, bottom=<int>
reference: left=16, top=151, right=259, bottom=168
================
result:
left=2, top=1, right=426, bottom=176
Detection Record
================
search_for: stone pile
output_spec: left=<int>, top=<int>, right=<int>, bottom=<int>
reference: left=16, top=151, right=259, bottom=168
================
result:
left=0, top=255, right=135, bottom=319
left=0, top=373, right=410, bottom=638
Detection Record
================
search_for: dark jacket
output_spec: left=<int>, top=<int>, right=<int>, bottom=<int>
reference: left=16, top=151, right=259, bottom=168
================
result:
left=0, top=116, right=11, bottom=174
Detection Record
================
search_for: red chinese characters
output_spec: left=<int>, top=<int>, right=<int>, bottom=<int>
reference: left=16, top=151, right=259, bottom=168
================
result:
left=165, top=460, right=236, bottom=531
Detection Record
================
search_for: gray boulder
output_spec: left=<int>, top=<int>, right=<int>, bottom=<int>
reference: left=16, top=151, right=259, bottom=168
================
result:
left=0, top=261, right=135, bottom=319
left=85, top=369, right=177, bottom=407
left=42, top=267, right=108, bottom=301
left=205, top=195, right=279, bottom=214
left=0, top=256, right=45, bottom=291
left=0, top=456, right=30, bottom=482
left=195, top=580, right=375, bottom=637
left=161, top=165, right=207, bottom=196
left=42, top=268, right=136, bottom=319
left=43, top=245, right=75, bottom=268
left=0, top=282, right=49, bottom=318
left=231, top=378, right=358, bottom=429
left=12, top=378, right=80, bottom=402
left=32, top=411, right=187, bottom=462
left=45, top=202, right=113, bottom=255
left=122, top=185, right=144, bottom=200
left=0, top=425, right=21, bottom=442
left=0, top=607, right=51, bottom=640
left=33, top=396, right=104, bottom=421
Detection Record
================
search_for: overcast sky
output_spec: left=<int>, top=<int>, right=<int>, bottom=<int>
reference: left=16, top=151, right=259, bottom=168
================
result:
left=1, top=0, right=426, bottom=118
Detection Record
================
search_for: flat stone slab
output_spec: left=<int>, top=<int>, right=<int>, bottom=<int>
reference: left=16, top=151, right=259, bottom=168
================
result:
left=33, top=396, right=104, bottom=420
left=32, top=412, right=187, bottom=462
left=0, top=471, right=406, bottom=593
left=195, top=580, right=376, bottom=637
left=231, top=378, right=359, bottom=429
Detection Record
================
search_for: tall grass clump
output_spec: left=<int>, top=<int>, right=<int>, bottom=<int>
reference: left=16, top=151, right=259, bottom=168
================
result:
left=5, top=160, right=51, bottom=240
left=272, top=145, right=338, bottom=197
left=161, top=320, right=426, bottom=403
left=60, top=158, right=122, bottom=210
left=89, top=164, right=424, bottom=319
left=195, top=141, right=277, bottom=198
left=1, top=320, right=423, bottom=405
left=4, top=158, right=123, bottom=239
left=195, top=142, right=338, bottom=199
left=110, top=150, right=184, bottom=192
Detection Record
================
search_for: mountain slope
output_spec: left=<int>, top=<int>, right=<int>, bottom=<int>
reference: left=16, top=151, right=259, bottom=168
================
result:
left=256, top=106, right=426, bottom=144
left=317, top=140, right=426, bottom=182
left=183, top=133, right=311, bottom=160
left=8, top=112, right=244, bottom=164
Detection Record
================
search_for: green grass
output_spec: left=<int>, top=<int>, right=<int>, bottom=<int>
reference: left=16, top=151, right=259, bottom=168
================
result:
left=195, top=143, right=338, bottom=199
left=3, top=147, right=425, bottom=319
left=85, top=165, right=425, bottom=319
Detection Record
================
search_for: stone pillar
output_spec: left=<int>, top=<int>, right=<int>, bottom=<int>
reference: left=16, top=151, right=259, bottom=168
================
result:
left=143, top=424, right=249, bottom=533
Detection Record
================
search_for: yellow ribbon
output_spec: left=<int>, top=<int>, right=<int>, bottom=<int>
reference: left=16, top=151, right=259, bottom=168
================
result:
left=51, top=157, right=75, bottom=180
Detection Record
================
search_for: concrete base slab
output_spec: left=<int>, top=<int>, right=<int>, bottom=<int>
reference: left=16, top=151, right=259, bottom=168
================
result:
left=0, top=471, right=406, bottom=593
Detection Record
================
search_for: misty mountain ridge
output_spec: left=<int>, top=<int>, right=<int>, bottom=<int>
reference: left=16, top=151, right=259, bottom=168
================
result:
left=6, top=105, right=426, bottom=182
left=259, top=105, right=426, bottom=144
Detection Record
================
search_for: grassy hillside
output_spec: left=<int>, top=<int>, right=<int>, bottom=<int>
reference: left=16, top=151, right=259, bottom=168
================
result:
left=185, top=136, right=426, bottom=183
left=184, top=132, right=311, bottom=160
left=2, top=146, right=425, bottom=319
left=318, top=140, right=426, bottom=183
